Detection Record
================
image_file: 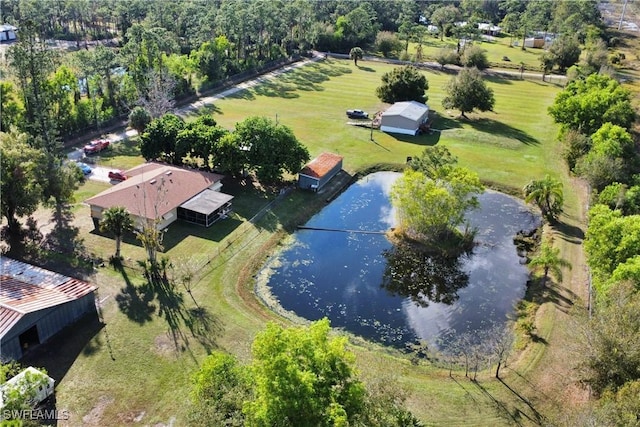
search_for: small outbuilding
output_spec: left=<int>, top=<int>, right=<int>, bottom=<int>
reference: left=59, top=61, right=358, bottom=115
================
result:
left=524, top=37, right=545, bottom=48
left=0, top=367, right=55, bottom=408
left=0, top=257, right=97, bottom=361
left=478, top=23, right=501, bottom=36
left=380, top=101, right=429, bottom=136
left=298, top=152, right=343, bottom=191
left=0, top=24, right=17, bottom=42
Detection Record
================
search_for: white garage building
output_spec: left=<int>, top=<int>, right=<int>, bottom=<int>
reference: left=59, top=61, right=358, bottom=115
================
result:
left=380, top=101, right=429, bottom=136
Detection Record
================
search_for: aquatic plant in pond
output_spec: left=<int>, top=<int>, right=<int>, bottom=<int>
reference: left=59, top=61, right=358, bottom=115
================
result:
left=259, top=172, right=540, bottom=349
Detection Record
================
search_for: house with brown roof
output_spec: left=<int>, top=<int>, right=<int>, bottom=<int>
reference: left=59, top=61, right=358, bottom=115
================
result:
left=298, top=152, right=343, bottom=191
left=0, top=257, right=97, bottom=361
left=86, top=162, right=234, bottom=230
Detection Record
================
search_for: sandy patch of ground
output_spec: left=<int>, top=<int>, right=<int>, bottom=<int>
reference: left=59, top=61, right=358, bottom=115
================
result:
left=81, top=395, right=114, bottom=426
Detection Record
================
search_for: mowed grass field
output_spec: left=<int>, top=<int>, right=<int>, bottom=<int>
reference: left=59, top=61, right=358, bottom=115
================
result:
left=208, top=58, right=562, bottom=189
left=406, top=33, right=545, bottom=70
left=49, top=58, right=581, bottom=426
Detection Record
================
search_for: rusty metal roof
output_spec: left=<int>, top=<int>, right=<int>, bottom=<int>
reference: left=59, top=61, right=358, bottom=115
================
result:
left=0, top=257, right=96, bottom=339
left=299, top=153, right=343, bottom=179
left=0, top=276, right=73, bottom=313
left=0, top=307, right=23, bottom=339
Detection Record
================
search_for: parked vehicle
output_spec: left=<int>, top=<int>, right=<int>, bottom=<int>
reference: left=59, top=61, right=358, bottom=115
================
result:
left=346, top=109, right=368, bottom=119
left=108, top=170, right=127, bottom=181
left=83, top=139, right=110, bottom=154
left=76, top=162, right=92, bottom=175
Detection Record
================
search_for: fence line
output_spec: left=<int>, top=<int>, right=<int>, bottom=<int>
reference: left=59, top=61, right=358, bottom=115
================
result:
left=119, top=186, right=293, bottom=280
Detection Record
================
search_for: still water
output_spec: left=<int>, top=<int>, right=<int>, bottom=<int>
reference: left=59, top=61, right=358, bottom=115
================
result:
left=260, top=172, right=540, bottom=349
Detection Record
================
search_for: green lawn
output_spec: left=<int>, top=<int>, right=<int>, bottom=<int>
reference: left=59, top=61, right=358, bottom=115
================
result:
left=405, top=33, right=544, bottom=71
left=50, top=58, right=571, bottom=426
left=210, top=58, right=561, bottom=190
left=88, top=137, right=145, bottom=170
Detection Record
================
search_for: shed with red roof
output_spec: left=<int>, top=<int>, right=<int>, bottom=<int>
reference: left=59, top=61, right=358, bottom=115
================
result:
left=298, top=152, right=343, bottom=191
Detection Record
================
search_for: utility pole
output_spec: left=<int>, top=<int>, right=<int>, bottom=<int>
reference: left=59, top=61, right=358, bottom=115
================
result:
left=618, top=0, right=629, bottom=31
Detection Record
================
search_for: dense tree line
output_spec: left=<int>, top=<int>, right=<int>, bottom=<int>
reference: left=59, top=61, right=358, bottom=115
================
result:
left=538, top=18, right=640, bottom=420
left=139, top=113, right=309, bottom=183
left=1, top=0, right=608, bottom=139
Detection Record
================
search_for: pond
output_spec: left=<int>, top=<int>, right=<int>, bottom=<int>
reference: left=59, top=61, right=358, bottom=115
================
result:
left=257, top=172, right=540, bottom=349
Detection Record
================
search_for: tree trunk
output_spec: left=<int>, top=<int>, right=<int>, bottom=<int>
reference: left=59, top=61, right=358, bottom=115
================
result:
left=495, top=360, right=501, bottom=378
left=115, top=235, right=121, bottom=258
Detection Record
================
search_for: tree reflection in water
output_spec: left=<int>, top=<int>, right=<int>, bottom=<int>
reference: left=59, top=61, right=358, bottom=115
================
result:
left=382, top=240, right=472, bottom=308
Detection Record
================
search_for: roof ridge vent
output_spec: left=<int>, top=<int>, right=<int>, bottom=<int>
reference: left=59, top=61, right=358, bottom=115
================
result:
left=150, top=179, right=157, bottom=184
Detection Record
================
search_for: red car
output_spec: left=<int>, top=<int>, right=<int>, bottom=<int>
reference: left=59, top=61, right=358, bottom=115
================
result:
left=108, top=170, right=127, bottom=181
left=83, top=139, right=110, bottom=154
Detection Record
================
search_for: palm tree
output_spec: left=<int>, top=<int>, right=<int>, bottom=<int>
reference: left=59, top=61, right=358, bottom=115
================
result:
left=349, top=47, right=363, bottom=66
left=99, top=206, right=133, bottom=259
left=528, top=241, right=571, bottom=287
left=523, top=175, right=564, bottom=223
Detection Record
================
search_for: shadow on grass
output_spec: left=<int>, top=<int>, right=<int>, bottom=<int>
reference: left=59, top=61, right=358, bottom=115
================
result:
left=497, top=377, right=547, bottom=425
left=449, top=375, right=479, bottom=403
left=43, top=206, right=84, bottom=258
left=525, top=275, right=576, bottom=315
left=90, top=214, right=244, bottom=252
left=183, top=103, right=223, bottom=118
left=429, top=110, right=463, bottom=131
left=471, top=380, right=525, bottom=426
left=555, top=219, right=584, bottom=244
left=465, top=117, right=539, bottom=145
left=226, top=88, right=256, bottom=101
left=21, top=311, right=104, bottom=383
left=529, top=333, right=548, bottom=345
left=249, top=61, right=353, bottom=97
left=306, top=61, right=352, bottom=78
left=115, top=264, right=155, bottom=324
left=162, top=217, right=245, bottom=250
left=387, top=130, right=441, bottom=147
left=252, top=80, right=300, bottom=98
left=115, top=262, right=224, bottom=354
left=148, top=272, right=224, bottom=354
left=484, top=75, right=514, bottom=85
left=542, top=281, right=576, bottom=314
left=503, top=366, right=554, bottom=402
left=357, top=65, right=376, bottom=72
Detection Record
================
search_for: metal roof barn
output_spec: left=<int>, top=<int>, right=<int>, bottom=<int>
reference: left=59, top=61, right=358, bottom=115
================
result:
left=380, top=101, right=429, bottom=136
left=0, top=257, right=96, bottom=361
